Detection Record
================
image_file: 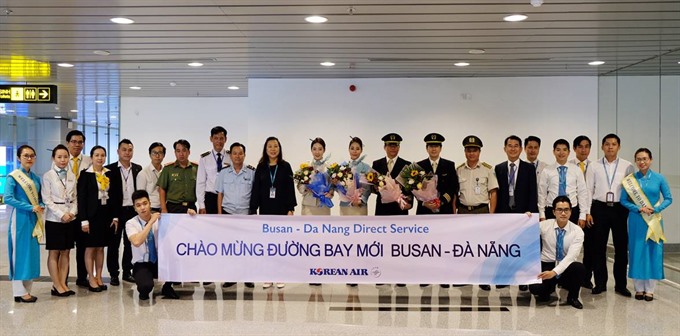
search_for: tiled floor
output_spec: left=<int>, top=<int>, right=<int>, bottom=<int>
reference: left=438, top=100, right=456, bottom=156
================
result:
left=1, top=209, right=679, bottom=335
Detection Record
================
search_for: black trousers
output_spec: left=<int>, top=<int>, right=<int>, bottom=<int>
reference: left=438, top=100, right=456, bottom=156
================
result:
left=205, top=192, right=218, bottom=214
left=583, top=201, right=629, bottom=289
left=74, top=215, right=88, bottom=282
left=166, top=201, right=197, bottom=214
left=108, top=206, right=136, bottom=278
left=133, top=262, right=172, bottom=297
left=544, top=205, right=580, bottom=224
left=530, top=261, right=584, bottom=300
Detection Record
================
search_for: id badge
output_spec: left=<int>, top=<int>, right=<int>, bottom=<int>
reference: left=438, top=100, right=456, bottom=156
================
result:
left=269, top=187, right=277, bottom=199
left=474, top=186, right=481, bottom=195
left=606, top=192, right=615, bottom=207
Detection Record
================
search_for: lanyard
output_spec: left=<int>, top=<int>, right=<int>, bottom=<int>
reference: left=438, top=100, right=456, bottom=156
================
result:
left=602, top=158, right=619, bottom=191
left=137, top=217, right=151, bottom=262
left=269, top=164, right=278, bottom=186
left=120, top=166, right=131, bottom=191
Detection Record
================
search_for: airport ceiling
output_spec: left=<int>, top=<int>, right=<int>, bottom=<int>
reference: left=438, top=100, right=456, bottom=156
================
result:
left=1, top=0, right=679, bottom=105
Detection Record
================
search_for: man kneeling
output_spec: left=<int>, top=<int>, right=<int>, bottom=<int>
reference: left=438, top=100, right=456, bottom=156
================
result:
left=530, top=195, right=585, bottom=309
left=126, top=190, right=178, bottom=300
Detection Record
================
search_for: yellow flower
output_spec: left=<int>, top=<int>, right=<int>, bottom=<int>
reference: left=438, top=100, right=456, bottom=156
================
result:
left=300, top=162, right=309, bottom=169
left=416, top=182, right=423, bottom=189
left=366, top=172, right=375, bottom=182
left=330, top=163, right=338, bottom=168
left=410, top=170, right=418, bottom=177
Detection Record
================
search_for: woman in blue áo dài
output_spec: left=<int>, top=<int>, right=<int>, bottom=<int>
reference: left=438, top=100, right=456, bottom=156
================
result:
left=4, top=145, right=44, bottom=303
left=621, top=148, right=673, bottom=302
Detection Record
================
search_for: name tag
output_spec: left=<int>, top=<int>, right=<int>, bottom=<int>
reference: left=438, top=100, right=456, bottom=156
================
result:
left=269, top=187, right=276, bottom=199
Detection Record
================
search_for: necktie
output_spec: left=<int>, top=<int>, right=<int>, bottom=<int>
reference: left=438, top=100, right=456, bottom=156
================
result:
left=387, top=159, right=394, bottom=174
left=579, top=161, right=585, bottom=173
left=72, top=157, right=80, bottom=178
left=216, top=153, right=223, bottom=172
left=555, top=227, right=566, bottom=262
left=432, top=161, right=438, bottom=174
left=558, top=166, right=567, bottom=196
left=508, top=162, right=516, bottom=208
left=147, top=229, right=157, bottom=263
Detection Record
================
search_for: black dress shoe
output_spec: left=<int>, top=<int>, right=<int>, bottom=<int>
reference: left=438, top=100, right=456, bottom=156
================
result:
left=51, top=287, right=70, bottom=297
left=635, top=292, right=645, bottom=300
left=76, top=279, right=89, bottom=288
left=139, top=293, right=150, bottom=301
left=347, top=283, right=358, bottom=287
left=88, top=285, right=103, bottom=293
left=536, top=294, right=551, bottom=302
left=396, top=284, right=406, bottom=287
left=222, top=282, right=236, bottom=288
left=519, top=285, right=528, bottom=291
left=203, top=282, right=213, bottom=286
left=440, top=284, right=450, bottom=288
left=66, top=290, right=76, bottom=296
left=419, top=284, right=430, bottom=287
left=14, top=295, right=38, bottom=303
left=110, top=277, right=120, bottom=286
left=567, top=297, right=583, bottom=309
left=591, top=286, right=606, bottom=294
left=122, top=275, right=135, bottom=283
left=309, top=283, right=321, bottom=286
left=496, top=285, right=508, bottom=289
left=644, top=294, right=654, bottom=302
left=162, top=287, right=180, bottom=299
left=244, top=282, right=254, bottom=288
left=99, top=284, right=108, bottom=291
left=581, top=281, right=594, bottom=289
left=615, top=287, right=632, bottom=297
left=479, top=285, right=491, bottom=291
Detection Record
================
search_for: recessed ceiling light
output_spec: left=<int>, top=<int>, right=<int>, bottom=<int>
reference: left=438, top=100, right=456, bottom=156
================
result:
left=110, top=115, right=117, bottom=119
left=468, top=49, right=486, bottom=54
left=227, top=86, right=239, bottom=90
left=70, top=109, right=78, bottom=113
left=95, top=100, right=105, bottom=104
left=305, top=15, right=328, bottom=23
left=677, top=61, right=680, bottom=64
left=90, top=120, right=97, bottom=124
left=504, top=14, right=528, bottom=22
left=93, top=50, right=111, bottom=56
left=588, top=61, right=605, bottom=66
left=129, top=86, right=142, bottom=90
left=110, top=17, right=134, bottom=24
left=54, top=116, right=62, bottom=119
left=169, top=82, right=177, bottom=87
left=454, top=62, right=470, bottom=67
left=57, top=63, right=74, bottom=68
left=320, top=61, right=335, bottom=67
left=188, top=62, right=203, bottom=67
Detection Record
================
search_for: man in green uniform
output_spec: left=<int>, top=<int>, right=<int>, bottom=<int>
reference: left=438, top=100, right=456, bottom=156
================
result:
left=158, top=139, right=198, bottom=214
left=456, top=135, right=498, bottom=214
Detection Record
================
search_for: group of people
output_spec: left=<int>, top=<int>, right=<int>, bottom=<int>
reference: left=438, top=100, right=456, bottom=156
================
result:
left=4, top=127, right=672, bottom=309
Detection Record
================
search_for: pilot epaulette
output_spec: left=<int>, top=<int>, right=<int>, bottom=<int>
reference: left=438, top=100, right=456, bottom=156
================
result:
left=246, top=164, right=255, bottom=170
left=481, top=162, right=492, bottom=169
left=200, top=151, right=210, bottom=158
left=456, top=163, right=465, bottom=169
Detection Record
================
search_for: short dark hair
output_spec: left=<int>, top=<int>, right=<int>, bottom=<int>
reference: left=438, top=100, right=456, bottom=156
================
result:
left=148, top=142, right=166, bottom=155
left=552, top=139, right=570, bottom=150
left=211, top=126, right=227, bottom=137
left=66, top=130, right=85, bottom=143
left=573, top=135, right=591, bottom=149
left=349, top=137, right=363, bottom=149
left=132, top=189, right=150, bottom=203
left=118, top=138, right=133, bottom=148
left=52, top=144, right=69, bottom=158
left=635, top=148, right=653, bottom=160
left=602, top=133, right=621, bottom=146
left=230, top=142, right=246, bottom=154
left=504, top=135, right=522, bottom=147
left=17, top=145, right=35, bottom=158
left=524, top=136, right=541, bottom=147
left=552, top=195, right=572, bottom=209
left=90, top=145, right=106, bottom=157
left=173, top=139, right=191, bottom=150
left=310, top=137, right=326, bottom=150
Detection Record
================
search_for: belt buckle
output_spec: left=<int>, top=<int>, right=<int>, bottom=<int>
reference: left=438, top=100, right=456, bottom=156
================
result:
left=467, top=205, right=474, bottom=211
left=181, top=202, right=188, bottom=206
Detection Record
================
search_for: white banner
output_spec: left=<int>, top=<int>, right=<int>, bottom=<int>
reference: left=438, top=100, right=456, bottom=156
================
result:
left=158, top=214, right=541, bottom=285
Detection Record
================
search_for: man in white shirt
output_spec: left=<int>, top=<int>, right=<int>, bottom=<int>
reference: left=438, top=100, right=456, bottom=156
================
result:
left=196, top=126, right=232, bottom=214
left=125, top=190, right=178, bottom=300
left=538, top=139, right=590, bottom=227
left=137, top=142, right=166, bottom=212
left=530, top=196, right=585, bottom=309
left=524, top=135, right=547, bottom=177
left=65, top=130, right=92, bottom=288
left=584, top=133, right=635, bottom=296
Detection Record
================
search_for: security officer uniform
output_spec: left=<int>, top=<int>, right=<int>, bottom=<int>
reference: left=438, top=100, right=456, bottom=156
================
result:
left=157, top=161, right=198, bottom=213
left=371, top=133, right=411, bottom=216
left=456, top=136, right=499, bottom=214
left=416, top=133, right=459, bottom=215
left=197, top=148, right=231, bottom=214
left=215, top=163, right=255, bottom=215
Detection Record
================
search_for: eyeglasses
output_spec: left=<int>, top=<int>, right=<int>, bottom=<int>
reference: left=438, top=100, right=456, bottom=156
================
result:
left=554, top=208, right=571, bottom=213
left=69, top=140, right=84, bottom=145
left=21, top=154, right=36, bottom=159
left=151, top=151, right=164, bottom=156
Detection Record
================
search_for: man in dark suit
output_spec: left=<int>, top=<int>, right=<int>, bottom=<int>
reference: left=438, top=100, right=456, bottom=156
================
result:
left=105, top=139, right=143, bottom=286
left=490, top=135, right=538, bottom=291
left=372, top=133, right=412, bottom=216
left=495, top=135, right=538, bottom=214
left=415, top=133, right=459, bottom=215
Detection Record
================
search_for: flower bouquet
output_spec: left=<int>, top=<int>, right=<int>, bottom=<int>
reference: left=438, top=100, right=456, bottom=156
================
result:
left=327, top=162, right=353, bottom=194
left=363, top=170, right=409, bottom=210
left=396, top=163, right=440, bottom=212
left=306, top=170, right=333, bottom=208
left=294, top=162, right=315, bottom=184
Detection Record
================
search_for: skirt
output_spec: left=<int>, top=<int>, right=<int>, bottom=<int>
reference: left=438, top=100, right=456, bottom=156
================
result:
left=45, top=220, right=75, bottom=250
